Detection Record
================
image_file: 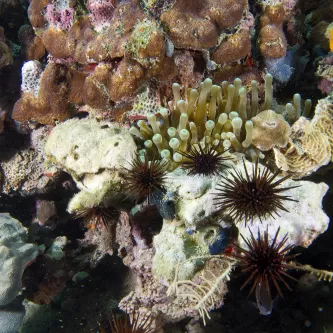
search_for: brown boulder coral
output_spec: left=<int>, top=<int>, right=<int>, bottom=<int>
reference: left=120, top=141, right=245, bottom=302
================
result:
left=160, top=0, right=247, bottom=50
left=259, top=4, right=288, bottom=59
left=211, top=29, right=252, bottom=65
left=88, top=0, right=147, bottom=61
left=13, top=63, right=86, bottom=125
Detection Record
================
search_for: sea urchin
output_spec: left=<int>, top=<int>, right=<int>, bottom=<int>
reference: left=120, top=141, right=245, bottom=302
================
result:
left=214, top=159, right=298, bottom=225
left=74, top=203, right=119, bottom=230
left=123, top=153, right=167, bottom=204
left=234, top=227, right=296, bottom=303
left=102, top=310, right=155, bottom=333
left=179, top=144, right=230, bottom=176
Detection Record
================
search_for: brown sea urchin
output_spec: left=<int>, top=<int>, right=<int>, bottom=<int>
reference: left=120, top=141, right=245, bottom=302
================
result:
left=123, top=153, right=167, bottom=204
left=214, top=159, right=298, bottom=225
left=234, top=228, right=296, bottom=303
left=102, top=311, right=155, bottom=333
left=74, top=203, right=119, bottom=230
left=179, top=144, right=230, bottom=176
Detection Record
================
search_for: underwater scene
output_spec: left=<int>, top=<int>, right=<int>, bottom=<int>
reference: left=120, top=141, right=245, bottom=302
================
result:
left=1, top=0, right=333, bottom=332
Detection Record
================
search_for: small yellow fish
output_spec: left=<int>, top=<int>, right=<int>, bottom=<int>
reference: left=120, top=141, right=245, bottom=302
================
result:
left=330, top=28, right=333, bottom=52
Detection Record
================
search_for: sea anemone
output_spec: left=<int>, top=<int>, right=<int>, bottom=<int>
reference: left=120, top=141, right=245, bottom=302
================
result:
left=234, top=227, right=296, bottom=306
left=101, top=311, right=155, bottom=333
left=123, top=153, right=167, bottom=204
left=74, top=203, right=119, bottom=230
left=179, top=144, right=230, bottom=176
left=214, top=159, right=298, bottom=225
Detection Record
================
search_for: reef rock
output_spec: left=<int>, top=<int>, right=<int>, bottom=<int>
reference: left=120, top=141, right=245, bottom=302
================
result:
left=0, top=213, right=38, bottom=306
left=164, top=160, right=329, bottom=249
left=0, top=126, right=53, bottom=196
left=45, top=118, right=137, bottom=213
left=0, top=302, right=25, bottom=333
left=45, top=117, right=137, bottom=191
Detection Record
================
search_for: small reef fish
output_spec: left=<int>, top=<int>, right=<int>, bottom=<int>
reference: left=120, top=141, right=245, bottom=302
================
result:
left=255, top=283, right=273, bottom=316
left=330, top=28, right=333, bottom=52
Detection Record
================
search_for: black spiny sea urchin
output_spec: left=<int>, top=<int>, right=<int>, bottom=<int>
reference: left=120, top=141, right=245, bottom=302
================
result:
left=179, top=144, right=230, bottom=176
left=234, top=227, right=296, bottom=300
left=123, top=153, right=167, bottom=204
left=214, top=159, right=298, bottom=225
left=74, top=203, right=119, bottom=230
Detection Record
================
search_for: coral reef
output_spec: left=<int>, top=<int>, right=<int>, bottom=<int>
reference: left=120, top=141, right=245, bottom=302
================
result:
left=312, top=96, right=333, bottom=154
left=12, top=0, right=257, bottom=124
left=45, top=118, right=136, bottom=192
left=0, top=213, right=38, bottom=306
left=1, top=0, right=333, bottom=331
left=160, top=0, right=250, bottom=53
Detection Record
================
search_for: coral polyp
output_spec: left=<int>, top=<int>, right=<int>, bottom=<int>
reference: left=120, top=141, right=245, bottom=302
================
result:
left=214, top=160, right=298, bottom=224
left=123, top=153, right=167, bottom=204
left=102, top=311, right=155, bottom=333
left=234, top=228, right=296, bottom=301
left=179, top=143, right=230, bottom=176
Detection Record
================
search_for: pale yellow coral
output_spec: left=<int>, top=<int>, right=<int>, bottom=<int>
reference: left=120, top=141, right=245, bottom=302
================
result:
left=251, top=109, right=291, bottom=151
left=274, top=117, right=331, bottom=178
left=311, top=98, right=333, bottom=159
